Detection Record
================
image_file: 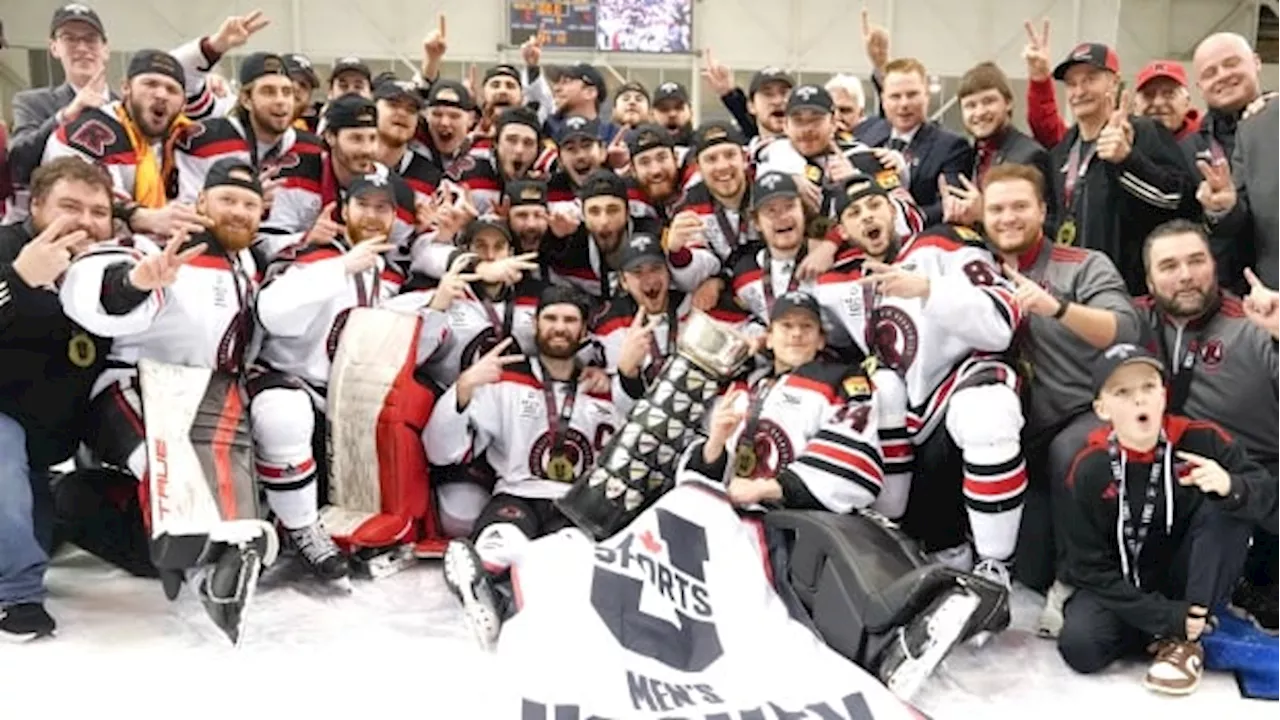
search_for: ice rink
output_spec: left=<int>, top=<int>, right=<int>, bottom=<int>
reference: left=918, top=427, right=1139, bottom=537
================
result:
left=3, top=549, right=1274, bottom=719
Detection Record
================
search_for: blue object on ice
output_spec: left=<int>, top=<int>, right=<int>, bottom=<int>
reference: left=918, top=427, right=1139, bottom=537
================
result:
left=1202, top=609, right=1278, bottom=700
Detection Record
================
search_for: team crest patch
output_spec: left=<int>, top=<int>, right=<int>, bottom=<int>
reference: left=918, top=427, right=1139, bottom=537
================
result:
left=873, top=305, right=919, bottom=372
left=67, top=332, right=96, bottom=368
left=1199, top=338, right=1225, bottom=369
left=68, top=119, right=117, bottom=157
left=953, top=224, right=981, bottom=243
left=874, top=169, right=900, bottom=190
left=842, top=375, right=870, bottom=398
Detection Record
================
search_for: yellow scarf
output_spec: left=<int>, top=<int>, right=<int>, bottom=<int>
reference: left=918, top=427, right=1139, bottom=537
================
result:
left=114, top=104, right=192, bottom=209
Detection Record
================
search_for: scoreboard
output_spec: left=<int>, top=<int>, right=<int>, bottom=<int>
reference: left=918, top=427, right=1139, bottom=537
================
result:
left=509, top=1, right=597, bottom=49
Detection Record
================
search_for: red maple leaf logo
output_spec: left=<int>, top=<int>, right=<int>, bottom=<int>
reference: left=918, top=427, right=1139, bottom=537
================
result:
left=640, top=530, right=662, bottom=554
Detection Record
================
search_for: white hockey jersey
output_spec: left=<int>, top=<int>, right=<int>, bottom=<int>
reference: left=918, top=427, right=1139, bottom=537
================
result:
left=383, top=276, right=542, bottom=389
left=814, top=224, right=1021, bottom=437
left=492, top=481, right=924, bottom=720
left=254, top=239, right=405, bottom=394
left=730, top=245, right=814, bottom=327
left=679, top=360, right=884, bottom=513
left=59, top=234, right=260, bottom=398
left=424, top=358, right=630, bottom=499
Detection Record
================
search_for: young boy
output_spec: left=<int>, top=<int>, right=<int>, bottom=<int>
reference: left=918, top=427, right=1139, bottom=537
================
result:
left=1058, top=343, right=1275, bottom=694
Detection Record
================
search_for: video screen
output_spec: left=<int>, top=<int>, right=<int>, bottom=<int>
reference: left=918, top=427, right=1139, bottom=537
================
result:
left=595, top=0, right=693, bottom=53
left=509, top=1, right=597, bottom=49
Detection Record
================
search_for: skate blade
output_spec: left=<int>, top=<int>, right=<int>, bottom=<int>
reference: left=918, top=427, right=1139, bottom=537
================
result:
left=443, top=542, right=500, bottom=652
left=202, top=551, right=263, bottom=648
left=884, top=591, right=981, bottom=701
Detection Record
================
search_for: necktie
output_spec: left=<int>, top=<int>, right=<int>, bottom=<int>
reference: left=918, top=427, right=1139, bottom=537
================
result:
left=975, top=139, right=997, bottom=186
left=888, top=138, right=909, bottom=152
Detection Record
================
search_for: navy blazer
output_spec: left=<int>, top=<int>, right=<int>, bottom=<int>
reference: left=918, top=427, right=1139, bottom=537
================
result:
left=857, top=118, right=973, bottom=226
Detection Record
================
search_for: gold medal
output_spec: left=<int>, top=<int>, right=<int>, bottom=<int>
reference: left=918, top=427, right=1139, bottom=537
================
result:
left=67, top=332, right=96, bottom=368
left=1055, top=219, right=1077, bottom=246
left=734, top=445, right=758, bottom=477
left=546, top=453, right=576, bottom=482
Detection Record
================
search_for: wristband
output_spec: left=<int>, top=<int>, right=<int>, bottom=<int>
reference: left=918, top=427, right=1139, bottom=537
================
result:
left=1052, top=298, right=1071, bottom=319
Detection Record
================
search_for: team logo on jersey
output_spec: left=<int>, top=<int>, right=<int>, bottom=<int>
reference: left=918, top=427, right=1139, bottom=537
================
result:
left=174, top=121, right=206, bottom=152
left=529, top=427, right=596, bottom=482
left=460, top=327, right=504, bottom=370
left=1199, top=338, right=1225, bottom=370
left=67, top=332, right=96, bottom=368
left=842, top=375, right=870, bottom=398
left=952, top=224, right=982, bottom=243
left=68, top=119, right=117, bottom=157
left=873, top=305, right=919, bottom=372
left=738, top=419, right=794, bottom=479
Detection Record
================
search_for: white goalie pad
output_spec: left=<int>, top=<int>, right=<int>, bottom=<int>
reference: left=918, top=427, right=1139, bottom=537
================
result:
left=139, top=358, right=259, bottom=569
left=324, top=307, right=434, bottom=549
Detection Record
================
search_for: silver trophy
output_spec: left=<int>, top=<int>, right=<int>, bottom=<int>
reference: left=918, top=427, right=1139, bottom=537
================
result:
left=556, top=310, right=755, bottom=540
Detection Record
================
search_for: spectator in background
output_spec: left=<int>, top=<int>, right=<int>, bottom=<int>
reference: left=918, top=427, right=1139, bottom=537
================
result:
left=1132, top=61, right=1200, bottom=141
left=328, top=57, right=373, bottom=99
left=284, top=52, right=322, bottom=133
left=824, top=74, right=867, bottom=142
left=650, top=82, right=694, bottom=149
left=6, top=4, right=113, bottom=223
left=1205, top=97, right=1278, bottom=290
left=612, top=81, right=650, bottom=131
left=543, top=64, right=619, bottom=144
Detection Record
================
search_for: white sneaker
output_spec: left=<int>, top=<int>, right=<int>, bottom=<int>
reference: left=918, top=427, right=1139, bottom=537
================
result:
left=1037, top=580, right=1075, bottom=639
left=927, top=544, right=974, bottom=572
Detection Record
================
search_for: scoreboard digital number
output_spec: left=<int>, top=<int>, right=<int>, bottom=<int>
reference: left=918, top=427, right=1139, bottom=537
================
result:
left=509, top=1, right=596, bottom=49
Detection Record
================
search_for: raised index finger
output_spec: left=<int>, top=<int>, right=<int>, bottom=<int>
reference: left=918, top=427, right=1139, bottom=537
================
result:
left=1243, top=267, right=1265, bottom=292
left=860, top=8, right=871, bottom=37
left=1175, top=450, right=1208, bottom=465
left=438, top=12, right=447, bottom=37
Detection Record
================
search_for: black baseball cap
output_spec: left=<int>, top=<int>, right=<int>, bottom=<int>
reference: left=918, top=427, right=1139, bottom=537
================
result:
left=324, top=94, right=378, bottom=130
left=751, top=172, right=799, bottom=211
left=615, top=81, right=649, bottom=102
left=556, top=115, right=601, bottom=145
left=787, top=85, right=834, bottom=115
left=691, top=121, right=745, bottom=158
left=204, top=157, right=263, bottom=195
left=618, top=231, right=665, bottom=272
left=834, top=172, right=891, bottom=216
left=51, top=3, right=105, bottom=39
left=653, top=82, right=689, bottom=106
left=347, top=170, right=407, bottom=204
left=505, top=179, right=548, bottom=207
left=1092, top=343, right=1165, bottom=395
left=557, top=63, right=606, bottom=95
left=239, top=52, right=289, bottom=87
left=284, top=53, right=320, bottom=88
left=484, top=64, right=522, bottom=85
left=331, top=56, right=373, bottom=85
left=127, top=50, right=185, bottom=88
left=537, top=284, right=591, bottom=319
left=577, top=169, right=628, bottom=202
left=749, top=67, right=795, bottom=96
left=627, top=123, right=674, bottom=159
left=461, top=215, right=513, bottom=247
left=374, top=79, right=424, bottom=110
left=770, top=290, right=822, bottom=324
left=1053, top=42, right=1121, bottom=81
left=495, top=106, right=541, bottom=139
left=427, top=80, right=475, bottom=111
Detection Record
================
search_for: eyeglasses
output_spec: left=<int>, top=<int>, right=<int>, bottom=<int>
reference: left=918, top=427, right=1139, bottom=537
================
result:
left=55, top=32, right=103, bottom=47
left=835, top=106, right=858, bottom=114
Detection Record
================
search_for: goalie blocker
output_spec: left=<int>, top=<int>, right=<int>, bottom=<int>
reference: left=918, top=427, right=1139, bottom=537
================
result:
left=322, top=307, right=446, bottom=569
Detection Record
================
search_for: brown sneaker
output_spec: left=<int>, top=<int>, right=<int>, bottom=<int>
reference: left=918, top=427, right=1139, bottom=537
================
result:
left=1143, top=639, right=1205, bottom=695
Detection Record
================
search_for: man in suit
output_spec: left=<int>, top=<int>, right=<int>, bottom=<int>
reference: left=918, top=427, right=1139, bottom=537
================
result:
left=5, top=4, right=112, bottom=223
left=856, top=58, right=972, bottom=226
left=944, top=62, right=1057, bottom=226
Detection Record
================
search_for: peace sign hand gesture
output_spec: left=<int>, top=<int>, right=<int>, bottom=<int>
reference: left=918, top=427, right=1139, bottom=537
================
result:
left=1022, top=19, right=1052, bottom=82
left=1003, top=263, right=1062, bottom=317
left=427, top=252, right=481, bottom=311
left=704, top=387, right=747, bottom=463
left=1195, top=159, right=1237, bottom=214
left=700, top=48, right=734, bottom=96
left=457, top=337, right=524, bottom=407
left=618, top=307, right=663, bottom=378
left=128, top=232, right=206, bottom=291
left=209, top=10, right=271, bottom=55
left=11, top=215, right=92, bottom=288
left=1241, top=268, right=1279, bottom=339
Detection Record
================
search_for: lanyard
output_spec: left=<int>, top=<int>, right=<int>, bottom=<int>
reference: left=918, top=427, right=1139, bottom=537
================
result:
left=643, top=304, right=680, bottom=386
left=760, top=251, right=800, bottom=315
left=733, top=376, right=777, bottom=475
left=477, top=289, right=517, bottom=341
left=220, top=253, right=253, bottom=373
left=1109, top=434, right=1167, bottom=588
left=712, top=204, right=748, bottom=258
left=1063, top=136, right=1098, bottom=212
left=540, top=363, right=579, bottom=455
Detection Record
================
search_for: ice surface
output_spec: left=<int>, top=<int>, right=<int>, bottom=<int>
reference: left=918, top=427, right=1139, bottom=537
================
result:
left=2, top=549, right=1273, bottom=719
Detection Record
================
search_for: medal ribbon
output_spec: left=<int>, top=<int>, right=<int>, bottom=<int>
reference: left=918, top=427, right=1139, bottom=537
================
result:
left=540, top=362, right=579, bottom=458
left=760, top=251, right=802, bottom=316
left=1109, top=433, right=1167, bottom=588
left=733, top=377, right=777, bottom=474
left=477, top=288, right=518, bottom=342
left=712, top=204, right=748, bottom=258
left=1062, top=136, right=1097, bottom=214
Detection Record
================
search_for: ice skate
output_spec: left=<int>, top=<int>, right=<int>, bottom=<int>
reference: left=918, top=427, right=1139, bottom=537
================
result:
left=194, top=520, right=279, bottom=646
left=967, top=557, right=1012, bottom=647
left=443, top=539, right=504, bottom=651
left=285, top=520, right=352, bottom=590
left=878, top=588, right=981, bottom=700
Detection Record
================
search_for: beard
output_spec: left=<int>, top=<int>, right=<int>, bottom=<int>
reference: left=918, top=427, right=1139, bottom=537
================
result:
left=349, top=221, right=391, bottom=244
left=515, top=227, right=544, bottom=252
left=1155, top=283, right=1216, bottom=318
left=212, top=220, right=255, bottom=252
left=641, top=174, right=676, bottom=202
left=130, top=98, right=175, bottom=141
left=536, top=329, right=578, bottom=359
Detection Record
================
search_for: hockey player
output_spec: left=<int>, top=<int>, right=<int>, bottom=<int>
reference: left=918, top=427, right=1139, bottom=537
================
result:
left=57, top=158, right=276, bottom=619
left=249, top=171, right=415, bottom=582
left=589, top=231, right=750, bottom=399
left=172, top=52, right=321, bottom=204
left=544, top=169, right=662, bottom=304
left=420, top=80, right=475, bottom=179
left=430, top=287, right=629, bottom=632
left=819, top=185, right=1027, bottom=591
left=680, top=291, right=886, bottom=513
left=284, top=53, right=322, bottom=133
left=545, top=116, right=608, bottom=213
left=457, top=106, right=544, bottom=216
left=625, top=123, right=682, bottom=222
left=649, top=82, right=695, bottom=154
left=372, top=78, right=441, bottom=205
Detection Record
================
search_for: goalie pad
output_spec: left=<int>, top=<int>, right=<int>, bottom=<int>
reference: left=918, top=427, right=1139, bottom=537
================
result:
left=139, top=359, right=261, bottom=570
left=324, top=307, right=438, bottom=552
left=764, top=509, right=1009, bottom=674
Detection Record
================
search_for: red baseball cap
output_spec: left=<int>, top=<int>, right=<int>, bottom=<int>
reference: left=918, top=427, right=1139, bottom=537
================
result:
left=1135, top=60, right=1188, bottom=90
left=1053, top=43, right=1121, bottom=81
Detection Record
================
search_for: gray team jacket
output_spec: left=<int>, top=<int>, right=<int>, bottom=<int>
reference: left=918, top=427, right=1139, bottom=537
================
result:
left=1137, top=292, right=1279, bottom=477
left=1014, top=240, right=1142, bottom=437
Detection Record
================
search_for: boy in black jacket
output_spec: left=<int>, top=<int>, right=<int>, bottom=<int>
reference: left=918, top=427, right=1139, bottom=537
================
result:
left=1058, top=342, right=1273, bottom=695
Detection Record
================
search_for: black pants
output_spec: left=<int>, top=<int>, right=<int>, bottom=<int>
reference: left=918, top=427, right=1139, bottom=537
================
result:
left=898, top=423, right=966, bottom=554
left=471, top=493, right=571, bottom=542
left=1016, top=412, right=1104, bottom=591
left=1057, top=498, right=1253, bottom=674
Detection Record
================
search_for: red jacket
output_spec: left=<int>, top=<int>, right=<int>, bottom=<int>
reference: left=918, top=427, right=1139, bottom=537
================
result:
left=1027, top=78, right=1204, bottom=146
